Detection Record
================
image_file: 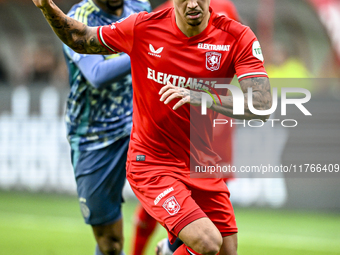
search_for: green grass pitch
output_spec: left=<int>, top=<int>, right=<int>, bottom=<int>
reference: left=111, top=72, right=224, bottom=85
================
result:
left=0, top=190, right=339, bottom=255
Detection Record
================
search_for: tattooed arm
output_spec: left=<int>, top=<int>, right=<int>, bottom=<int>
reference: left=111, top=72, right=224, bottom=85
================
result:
left=210, top=77, right=272, bottom=121
left=159, top=77, right=272, bottom=121
left=32, top=0, right=110, bottom=54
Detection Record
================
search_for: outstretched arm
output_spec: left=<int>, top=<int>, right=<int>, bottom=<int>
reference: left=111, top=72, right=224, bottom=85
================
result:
left=32, top=0, right=110, bottom=54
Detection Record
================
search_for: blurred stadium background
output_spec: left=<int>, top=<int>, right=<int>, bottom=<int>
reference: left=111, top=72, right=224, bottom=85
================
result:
left=0, top=0, right=339, bottom=254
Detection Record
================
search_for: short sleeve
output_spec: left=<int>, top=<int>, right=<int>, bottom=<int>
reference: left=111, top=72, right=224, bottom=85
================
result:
left=97, top=13, right=140, bottom=55
left=233, top=27, right=268, bottom=81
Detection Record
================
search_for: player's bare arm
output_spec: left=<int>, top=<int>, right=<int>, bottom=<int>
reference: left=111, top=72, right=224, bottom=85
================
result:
left=211, top=77, right=272, bottom=121
left=159, top=77, right=272, bottom=121
left=32, top=0, right=110, bottom=54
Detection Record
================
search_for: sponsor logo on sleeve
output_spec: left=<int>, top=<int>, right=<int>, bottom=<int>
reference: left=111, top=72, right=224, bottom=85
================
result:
left=252, top=41, right=264, bottom=61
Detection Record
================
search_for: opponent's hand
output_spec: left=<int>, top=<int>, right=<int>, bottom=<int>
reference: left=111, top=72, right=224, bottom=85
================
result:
left=159, top=82, right=201, bottom=110
left=32, top=0, right=51, bottom=8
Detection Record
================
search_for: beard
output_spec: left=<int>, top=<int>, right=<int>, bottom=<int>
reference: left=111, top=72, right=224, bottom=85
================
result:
left=188, top=21, right=202, bottom=27
left=185, top=11, right=203, bottom=27
left=186, top=18, right=203, bottom=27
left=106, top=0, right=124, bottom=12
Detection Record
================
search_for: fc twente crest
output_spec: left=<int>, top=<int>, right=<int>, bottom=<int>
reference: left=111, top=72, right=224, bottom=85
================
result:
left=162, top=196, right=180, bottom=215
left=206, top=52, right=222, bottom=71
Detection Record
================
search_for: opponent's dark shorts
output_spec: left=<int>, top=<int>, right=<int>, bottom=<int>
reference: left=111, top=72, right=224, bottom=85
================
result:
left=71, top=136, right=129, bottom=225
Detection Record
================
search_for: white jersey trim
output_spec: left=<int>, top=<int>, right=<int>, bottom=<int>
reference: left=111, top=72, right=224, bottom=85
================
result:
left=187, top=249, right=196, bottom=255
left=99, top=27, right=116, bottom=53
left=237, top=72, right=268, bottom=80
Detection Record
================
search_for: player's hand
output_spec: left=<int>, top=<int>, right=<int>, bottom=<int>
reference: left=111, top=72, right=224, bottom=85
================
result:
left=32, top=0, right=51, bottom=8
left=159, top=82, right=201, bottom=110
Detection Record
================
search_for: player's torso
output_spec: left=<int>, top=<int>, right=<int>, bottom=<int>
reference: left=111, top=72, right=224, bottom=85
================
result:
left=130, top=12, right=237, bottom=103
left=143, top=37, right=235, bottom=88
left=127, top=11, right=240, bottom=161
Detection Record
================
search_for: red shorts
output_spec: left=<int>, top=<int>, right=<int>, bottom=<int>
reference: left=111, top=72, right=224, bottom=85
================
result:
left=127, top=161, right=238, bottom=243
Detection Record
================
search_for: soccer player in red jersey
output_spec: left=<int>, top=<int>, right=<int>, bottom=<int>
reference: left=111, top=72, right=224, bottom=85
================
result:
left=31, top=0, right=272, bottom=254
left=132, top=1, right=241, bottom=254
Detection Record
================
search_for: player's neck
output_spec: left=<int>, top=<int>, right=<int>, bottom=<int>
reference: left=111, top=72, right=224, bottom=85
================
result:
left=92, top=0, right=124, bottom=17
left=175, top=12, right=210, bottom=37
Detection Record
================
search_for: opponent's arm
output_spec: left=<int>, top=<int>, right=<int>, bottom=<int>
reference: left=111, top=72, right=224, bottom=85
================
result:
left=32, top=0, right=110, bottom=54
left=159, top=77, right=272, bottom=121
left=75, top=53, right=131, bottom=89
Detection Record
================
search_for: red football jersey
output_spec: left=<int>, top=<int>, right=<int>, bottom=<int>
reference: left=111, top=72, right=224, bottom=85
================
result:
left=97, top=8, right=267, bottom=170
left=155, top=1, right=240, bottom=171
left=155, top=0, right=240, bottom=22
